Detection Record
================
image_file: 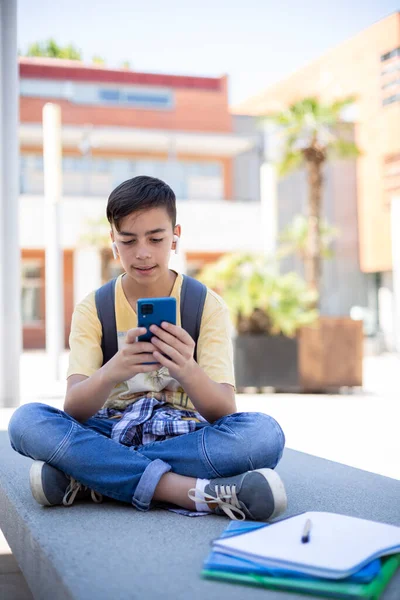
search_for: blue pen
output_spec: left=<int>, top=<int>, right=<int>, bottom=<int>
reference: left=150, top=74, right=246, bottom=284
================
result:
left=301, top=518, right=312, bottom=543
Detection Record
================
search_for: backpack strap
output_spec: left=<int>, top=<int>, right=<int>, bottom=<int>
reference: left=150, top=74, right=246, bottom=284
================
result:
left=95, top=277, right=118, bottom=367
left=180, top=274, right=207, bottom=362
left=95, top=274, right=207, bottom=366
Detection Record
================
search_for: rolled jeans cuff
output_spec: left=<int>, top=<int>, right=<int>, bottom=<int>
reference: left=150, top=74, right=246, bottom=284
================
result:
left=131, top=458, right=171, bottom=511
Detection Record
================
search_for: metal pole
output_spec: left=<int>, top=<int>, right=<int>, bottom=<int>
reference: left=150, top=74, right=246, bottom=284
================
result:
left=0, top=0, right=21, bottom=407
left=43, top=103, right=64, bottom=380
left=391, top=196, right=400, bottom=353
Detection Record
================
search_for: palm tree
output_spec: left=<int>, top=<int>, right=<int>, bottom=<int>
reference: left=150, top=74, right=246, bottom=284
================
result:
left=265, top=96, right=361, bottom=300
left=278, top=214, right=339, bottom=263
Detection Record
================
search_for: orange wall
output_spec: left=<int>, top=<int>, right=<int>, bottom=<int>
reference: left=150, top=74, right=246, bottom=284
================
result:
left=235, top=13, right=400, bottom=273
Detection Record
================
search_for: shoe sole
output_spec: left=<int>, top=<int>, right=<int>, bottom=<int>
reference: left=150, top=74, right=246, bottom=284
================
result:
left=254, top=468, right=288, bottom=520
left=29, top=460, right=52, bottom=506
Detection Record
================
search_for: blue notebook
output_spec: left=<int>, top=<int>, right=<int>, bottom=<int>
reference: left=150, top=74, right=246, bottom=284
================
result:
left=203, top=556, right=400, bottom=600
left=212, top=512, right=400, bottom=580
left=206, top=521, right=381, bottom=583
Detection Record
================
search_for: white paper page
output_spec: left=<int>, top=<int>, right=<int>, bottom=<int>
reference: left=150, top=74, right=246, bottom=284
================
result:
left=214, top=512, right=400, bottom=578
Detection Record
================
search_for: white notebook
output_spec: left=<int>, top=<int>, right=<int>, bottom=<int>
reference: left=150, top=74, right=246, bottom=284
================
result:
left=213, top=511, right=400, bottom=579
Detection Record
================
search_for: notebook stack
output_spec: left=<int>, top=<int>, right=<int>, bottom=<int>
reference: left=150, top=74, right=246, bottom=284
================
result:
left=202, top=512, right=400, bottom=599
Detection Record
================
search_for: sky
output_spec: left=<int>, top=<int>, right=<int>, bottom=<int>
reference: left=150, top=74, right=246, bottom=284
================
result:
left=18, top=0, right=399, bottom=106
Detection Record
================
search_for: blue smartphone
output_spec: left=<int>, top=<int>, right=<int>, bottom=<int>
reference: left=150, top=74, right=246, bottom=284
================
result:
left=137, top=297, right=177, bottom=343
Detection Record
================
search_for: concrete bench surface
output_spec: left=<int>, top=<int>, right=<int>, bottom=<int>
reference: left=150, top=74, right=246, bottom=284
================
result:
left=0, top=431, right=399, bottom=600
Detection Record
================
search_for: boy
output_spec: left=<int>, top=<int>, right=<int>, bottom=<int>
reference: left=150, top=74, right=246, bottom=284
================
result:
left=8, top=176, right=287, bottom=520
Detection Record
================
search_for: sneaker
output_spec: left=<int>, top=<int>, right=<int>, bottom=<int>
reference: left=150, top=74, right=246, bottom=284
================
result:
left=29, top=460, right=103, bottom=507
left=188, top=468, right=287, bottom=521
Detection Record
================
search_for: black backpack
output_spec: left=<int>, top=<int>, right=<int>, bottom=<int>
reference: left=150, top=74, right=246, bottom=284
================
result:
left=95, top=275, right=207, bottom=366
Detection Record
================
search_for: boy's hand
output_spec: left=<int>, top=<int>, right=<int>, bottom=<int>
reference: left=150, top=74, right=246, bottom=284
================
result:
left=149, top=322, right=197, bottom=384
left=104, top=327, right=161, bottom=385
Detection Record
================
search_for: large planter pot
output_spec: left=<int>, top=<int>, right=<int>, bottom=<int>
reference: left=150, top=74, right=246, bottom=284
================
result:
left=234, top=334, right=299, bottom=390
left=234, top=317, right=363, bottom=392
left=298, top=317, right=363, bottom=391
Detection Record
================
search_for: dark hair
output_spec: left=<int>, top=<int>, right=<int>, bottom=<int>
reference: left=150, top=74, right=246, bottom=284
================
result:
left=107, top=175, right=176, bottom=231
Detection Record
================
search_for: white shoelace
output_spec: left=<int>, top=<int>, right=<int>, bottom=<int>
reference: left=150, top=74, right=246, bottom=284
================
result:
left=62, top=478, right=103, bottom=506
left=188, top=484, right=246, bottom=520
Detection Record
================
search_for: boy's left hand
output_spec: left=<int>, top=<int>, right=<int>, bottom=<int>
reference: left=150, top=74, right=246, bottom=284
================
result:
left=149, top=322, right=197, bottom=383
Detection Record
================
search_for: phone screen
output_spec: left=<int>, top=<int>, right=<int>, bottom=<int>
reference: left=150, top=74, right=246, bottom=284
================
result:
left=137, top=297, right=177, bottom=343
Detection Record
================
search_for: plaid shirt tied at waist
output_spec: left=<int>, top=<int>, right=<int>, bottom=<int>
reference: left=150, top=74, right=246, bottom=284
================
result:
left=95, top=396, right=207, bottom=446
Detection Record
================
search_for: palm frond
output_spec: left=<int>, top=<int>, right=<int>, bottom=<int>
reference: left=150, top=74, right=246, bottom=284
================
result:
left=278, top=215, right=339, bottom=260
left=198, top=252, right=318, bottom=336
left=327, top=139, right=361, bottom=160
left=262, top=95, right=361, bottom=183
left=330, top=95, right=358, bottom=117
left=277, top=150, right=303, bottom=176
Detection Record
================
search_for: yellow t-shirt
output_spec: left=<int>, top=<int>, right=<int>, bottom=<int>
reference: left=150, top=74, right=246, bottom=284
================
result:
left=67, top=272, right=235, bottom=411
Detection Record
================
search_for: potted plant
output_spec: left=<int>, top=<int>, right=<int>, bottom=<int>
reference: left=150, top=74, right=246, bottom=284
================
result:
left=199, top=253, right=318, bottom=390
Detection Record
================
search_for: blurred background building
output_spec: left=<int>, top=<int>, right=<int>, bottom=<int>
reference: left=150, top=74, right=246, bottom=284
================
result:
left=17, top=12, right=400, bottom=353
left=18, top=57, right=263, bottom=348
left=234, top=12, right=400, bottom=352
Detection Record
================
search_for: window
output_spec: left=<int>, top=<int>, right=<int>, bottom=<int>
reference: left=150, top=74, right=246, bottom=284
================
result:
left=93, top=159, right=111, bottom=173
left=21, top=78, right=174, bottom=111
left=20, top=78, right=67, bottom=99
left=98, top=87, right=173, bottom=110
left=184, top=161, right=223, bottom=200
left=383, top=94, right=400, bottom=106
left=63, top=157, right=85, bottom=171
left=381, top=63, right=400, bottom=76
left=185, top=162, right=222, bottom=177
left=381, top=48, right=400, bottom=62
left=126, top=93, right=170, bottom=106
left=21, top=260, right=43, bottom=324
left=382, top=79, right=400, bottom=90
left=99, top=89, right=121, bottom=103
left=19, top=155, right=224, bottom=199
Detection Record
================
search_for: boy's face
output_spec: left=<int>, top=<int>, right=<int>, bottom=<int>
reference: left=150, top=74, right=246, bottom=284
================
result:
left=111, top=207, right=180, bottom=285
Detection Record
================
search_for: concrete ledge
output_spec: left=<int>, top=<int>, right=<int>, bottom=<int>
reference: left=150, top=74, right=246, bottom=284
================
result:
left=0, top=431, right=399, bottom=599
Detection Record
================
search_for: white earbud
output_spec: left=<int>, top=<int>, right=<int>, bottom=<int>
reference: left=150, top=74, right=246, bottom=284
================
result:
left=173, top=234, right=180, bottom=254
left=111, top=242, right=118, bottom=260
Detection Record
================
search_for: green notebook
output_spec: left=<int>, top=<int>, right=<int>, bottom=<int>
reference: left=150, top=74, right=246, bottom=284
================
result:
left=202, top=553, right=400, bottom=599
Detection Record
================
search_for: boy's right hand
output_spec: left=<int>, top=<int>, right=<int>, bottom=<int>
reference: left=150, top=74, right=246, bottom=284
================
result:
left=103, top=327, right=161, bottom=385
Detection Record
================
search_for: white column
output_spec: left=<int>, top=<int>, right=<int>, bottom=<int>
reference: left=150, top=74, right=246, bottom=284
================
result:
left=259, top=123, right=279, bottom=259
left=43, top=104, right=64, bottom=380
left=391, top=196, right=400, bottom=352
left=0, top=0, right=21, bottom=407
left=73, top=247, right=102, bottom=305
left=260, top=162, right=278, bottom=257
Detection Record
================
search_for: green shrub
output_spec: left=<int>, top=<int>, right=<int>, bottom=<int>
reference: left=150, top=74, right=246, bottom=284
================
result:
left=199, top=253, right=318, bottom=337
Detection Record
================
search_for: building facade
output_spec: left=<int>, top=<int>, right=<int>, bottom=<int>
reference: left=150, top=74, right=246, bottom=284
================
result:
left=19, top=57, right=263, bottom=348
left=234, top=12, right=400, bottom=348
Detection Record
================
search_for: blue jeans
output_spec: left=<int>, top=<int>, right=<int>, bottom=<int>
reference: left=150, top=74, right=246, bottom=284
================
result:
left=8, top=402, right=285, bottom=511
